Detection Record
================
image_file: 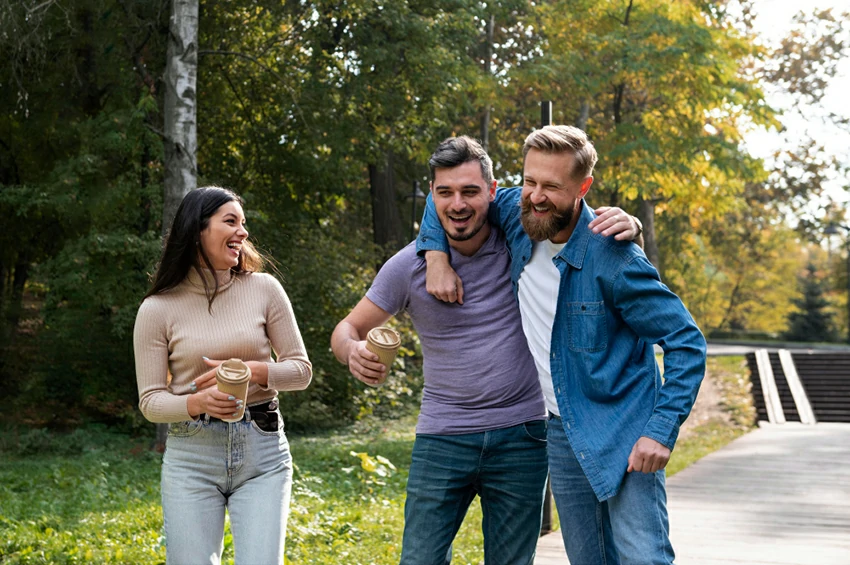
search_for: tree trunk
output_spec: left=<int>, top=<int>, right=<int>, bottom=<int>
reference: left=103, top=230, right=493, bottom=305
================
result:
left=480, top=109, right=490, bottom=151
left=576, top=101, right=590, bottom=131
left=7, top=256, right=29, bottom=331
left=479, top=14, right=494, bottom=150
left=0, top=263, right=8, bottom=342
left=162, top=0, right=199, bottom=232
left=369, top=152, right=405, bottom=259
left=157, top=0, right=199, bottom=451
left=637, top=197, right=660, bottom=271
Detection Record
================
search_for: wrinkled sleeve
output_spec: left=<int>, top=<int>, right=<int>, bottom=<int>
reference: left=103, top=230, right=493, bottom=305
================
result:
left=264, top=276, right=313, bottom=392
left=366, top=247, right=414, bottom=316
left=134, top=300, right=192, bottom=423
left=612, top=256, right=707, bottom=450
left=415, top=193, right=450, bottom=255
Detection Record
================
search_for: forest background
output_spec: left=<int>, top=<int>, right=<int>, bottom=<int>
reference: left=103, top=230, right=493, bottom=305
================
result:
left=1, top=0, right=849, bottom=433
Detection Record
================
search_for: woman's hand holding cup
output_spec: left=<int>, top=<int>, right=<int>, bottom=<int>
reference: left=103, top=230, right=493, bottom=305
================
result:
left=187, top=358, right=245, bottom=419
left=190, top=357, right=220, bottom=393
left=187, top=385, right=243, bottom=419
left=196, top=357, right=268, bottom=389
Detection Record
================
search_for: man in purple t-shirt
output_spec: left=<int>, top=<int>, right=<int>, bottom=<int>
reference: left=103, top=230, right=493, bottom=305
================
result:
left=331, top=136, right=549, bottom=564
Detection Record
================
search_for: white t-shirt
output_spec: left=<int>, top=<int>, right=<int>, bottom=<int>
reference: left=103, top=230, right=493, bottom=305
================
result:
left=517, top=239, right=565, bottom=416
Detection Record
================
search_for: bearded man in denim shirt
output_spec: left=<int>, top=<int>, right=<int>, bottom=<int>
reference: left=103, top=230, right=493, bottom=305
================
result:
left=417, top=125, right=706, bottom=565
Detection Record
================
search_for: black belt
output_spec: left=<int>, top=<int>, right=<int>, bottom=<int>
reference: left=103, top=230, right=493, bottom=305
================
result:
left=202, top=399, right=278, bottom=424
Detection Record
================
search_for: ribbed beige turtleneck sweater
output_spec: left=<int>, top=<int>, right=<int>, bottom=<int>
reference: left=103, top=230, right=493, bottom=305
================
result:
left=133, top=269, right=312, bottom=423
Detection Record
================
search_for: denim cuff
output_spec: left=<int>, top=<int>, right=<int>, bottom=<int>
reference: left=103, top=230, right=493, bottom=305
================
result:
left=641, top=413, right=680, bottom=451
left=416, top=228, right=449, bottom=255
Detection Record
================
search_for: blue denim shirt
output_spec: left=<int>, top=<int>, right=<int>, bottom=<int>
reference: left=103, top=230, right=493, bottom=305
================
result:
left=417, top=187, right=706, bottom=501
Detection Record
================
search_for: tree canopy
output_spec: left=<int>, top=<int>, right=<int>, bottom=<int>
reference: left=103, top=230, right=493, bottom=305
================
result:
left=2, top=0, right=848, bottom=429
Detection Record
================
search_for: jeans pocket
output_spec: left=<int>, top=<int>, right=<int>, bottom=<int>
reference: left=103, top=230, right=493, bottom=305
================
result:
left=168, top=420, right=203, bottom=438
left=250, top=412, right=282, bottom=436
left=522, top=420, right=548, bottom=443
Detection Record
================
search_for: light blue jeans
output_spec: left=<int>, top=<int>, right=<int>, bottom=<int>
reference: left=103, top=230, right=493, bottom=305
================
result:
left=400, top=420, right=549, bottom=565
left=161, top=412, right=292, bottom=565
left=547, top=415, right=675, bottom=565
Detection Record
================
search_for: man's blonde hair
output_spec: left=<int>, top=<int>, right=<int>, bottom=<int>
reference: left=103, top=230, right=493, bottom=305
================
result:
left=522, top=125, right=598, bottom=180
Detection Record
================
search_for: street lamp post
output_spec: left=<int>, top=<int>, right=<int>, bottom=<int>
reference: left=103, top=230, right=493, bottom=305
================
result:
left=825, top=223, right=850, bottom=344
left=541, top=100, right=552, bottom=127
left=539, top=99, right=555, bottom=536
left=409, top=180, right=427, bottom=242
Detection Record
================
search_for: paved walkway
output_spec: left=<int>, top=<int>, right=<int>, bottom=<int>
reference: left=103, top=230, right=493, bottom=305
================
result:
left=534, top=423, right=850, bottom=564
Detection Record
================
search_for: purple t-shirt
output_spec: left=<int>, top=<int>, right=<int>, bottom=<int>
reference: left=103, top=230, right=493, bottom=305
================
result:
left=367, top=228, right=545, bottom=435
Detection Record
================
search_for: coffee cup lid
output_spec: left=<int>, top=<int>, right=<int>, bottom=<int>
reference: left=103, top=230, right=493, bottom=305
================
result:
left=368, top=326, right=400, bottom=347
left=216, top=358, right=252, bottom=384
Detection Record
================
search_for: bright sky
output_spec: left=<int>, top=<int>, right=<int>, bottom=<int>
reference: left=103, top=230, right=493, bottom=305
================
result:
left=746, top=0, right=850, bottom=207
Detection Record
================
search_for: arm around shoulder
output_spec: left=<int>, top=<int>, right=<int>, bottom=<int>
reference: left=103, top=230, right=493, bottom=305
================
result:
left=416, top=193, right=450, bottom=255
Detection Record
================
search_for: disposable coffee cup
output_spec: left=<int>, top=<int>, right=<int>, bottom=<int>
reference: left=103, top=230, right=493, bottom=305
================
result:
left=215, top=358, right=252, bottom=423
left=366, top=327, right=401, bottom=376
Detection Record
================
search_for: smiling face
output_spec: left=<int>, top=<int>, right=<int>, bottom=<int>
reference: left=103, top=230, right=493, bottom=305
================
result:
left=520, top=148, right=593, bottom=243
left=431, top=160, right=497, bottom=256
left=198, top=200, right=249, bottom=270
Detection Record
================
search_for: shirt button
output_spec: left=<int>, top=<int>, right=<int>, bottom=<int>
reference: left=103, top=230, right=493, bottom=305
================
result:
left=580, top=452, right=585, bottom=459
left=557, top=388, right=561, bottom=394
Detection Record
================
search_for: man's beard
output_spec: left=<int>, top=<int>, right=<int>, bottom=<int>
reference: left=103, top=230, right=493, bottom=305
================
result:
left=441, top=213, right=486, bottom=242
left=520, top=197, right=575, bottom=242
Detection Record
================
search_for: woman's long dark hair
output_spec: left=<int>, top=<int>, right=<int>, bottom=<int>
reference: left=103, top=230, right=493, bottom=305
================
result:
left=144, top=187, right=267, bottom=308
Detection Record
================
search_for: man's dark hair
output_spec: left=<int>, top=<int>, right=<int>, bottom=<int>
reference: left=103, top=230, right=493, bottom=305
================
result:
left=428, top=136, right=494, bottom=185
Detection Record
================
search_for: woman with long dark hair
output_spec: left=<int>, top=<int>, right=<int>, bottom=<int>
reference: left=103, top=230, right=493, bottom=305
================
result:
left=134, top=186, right=312, bottom=564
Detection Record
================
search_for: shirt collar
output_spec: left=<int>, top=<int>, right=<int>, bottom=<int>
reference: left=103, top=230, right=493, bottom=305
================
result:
left=554, top=199, right=593, bottom=270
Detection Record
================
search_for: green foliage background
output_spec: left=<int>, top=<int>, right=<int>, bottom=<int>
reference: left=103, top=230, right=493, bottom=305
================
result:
left=1, top=0, right=848, bottom=429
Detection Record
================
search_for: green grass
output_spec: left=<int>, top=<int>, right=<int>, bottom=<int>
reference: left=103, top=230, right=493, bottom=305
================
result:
left=0, top=427, right=164, bottom=564
left=0, top=357, right=754, bottom=564
left=0, top=416, right=487, bottom=565
left=667, top=355, right=755, bottom=476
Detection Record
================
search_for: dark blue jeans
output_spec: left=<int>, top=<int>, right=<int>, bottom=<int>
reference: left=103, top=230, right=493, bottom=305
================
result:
left=547, top=415, right=675, bottom=565
left=399, top=420, right=549, bottom=565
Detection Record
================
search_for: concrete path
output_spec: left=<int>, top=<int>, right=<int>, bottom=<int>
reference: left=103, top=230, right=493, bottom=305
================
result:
left=534, top=423, right=850, bottom=564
